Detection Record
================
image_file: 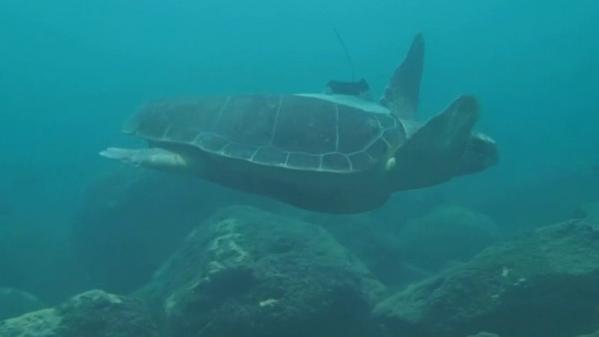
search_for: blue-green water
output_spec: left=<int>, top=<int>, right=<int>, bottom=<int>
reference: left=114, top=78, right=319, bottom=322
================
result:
left=1, top=1, right=599, bottom=336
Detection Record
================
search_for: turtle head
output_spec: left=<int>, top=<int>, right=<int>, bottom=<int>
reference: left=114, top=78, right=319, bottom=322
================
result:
left=457, top=133, right=498, bottom=176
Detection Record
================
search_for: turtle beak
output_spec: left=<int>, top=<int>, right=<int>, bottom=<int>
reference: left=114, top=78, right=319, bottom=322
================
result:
left=458, top=133, right=498, bottom=175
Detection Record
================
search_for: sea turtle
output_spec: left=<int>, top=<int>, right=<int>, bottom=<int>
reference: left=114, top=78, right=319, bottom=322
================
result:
left=101, top=35, right=497, bottom=213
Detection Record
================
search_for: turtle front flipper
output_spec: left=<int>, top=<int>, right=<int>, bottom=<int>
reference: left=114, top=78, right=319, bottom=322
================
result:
left=380, top=34, right=425, bottom=119
left=100, top=147, right=190, bottom=171
left=392, top=96, right=494, bottom=190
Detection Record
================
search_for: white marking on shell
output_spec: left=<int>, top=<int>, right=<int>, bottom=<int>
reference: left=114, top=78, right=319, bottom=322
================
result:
left=295, top=93, right=391, bottom=115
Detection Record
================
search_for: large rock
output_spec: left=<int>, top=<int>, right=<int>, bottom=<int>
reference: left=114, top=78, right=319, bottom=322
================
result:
left=309, top=198, right=477, bottom=290
left=374, top=219, right=599, bottom=337
left=313, top=212, right=432, bottom=288
left=139, top=206, right=385, bottom=337
left=0, top=290, right=159, bottom=337
left=0, top=288, right=45, bottom=320
left=577, top=332, right=599, bottom=337
left=396, top=205, right=499, bottom=271
left=578, top=200, right=599, bottom=223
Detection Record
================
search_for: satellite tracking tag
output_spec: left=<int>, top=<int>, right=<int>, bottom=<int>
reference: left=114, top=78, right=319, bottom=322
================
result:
left=326, top=79, right=371, bottom=97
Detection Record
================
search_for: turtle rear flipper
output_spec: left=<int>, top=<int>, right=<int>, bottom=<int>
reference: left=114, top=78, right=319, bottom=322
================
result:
left=392, top=96, right=482, bottom=189
left=100, top=147, right=190, bottom=171
left=381, top=34, right=425, bottom=119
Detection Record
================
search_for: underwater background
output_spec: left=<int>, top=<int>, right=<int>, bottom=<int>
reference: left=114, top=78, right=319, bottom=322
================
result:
left=1, top=1, right=599, bottom=336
